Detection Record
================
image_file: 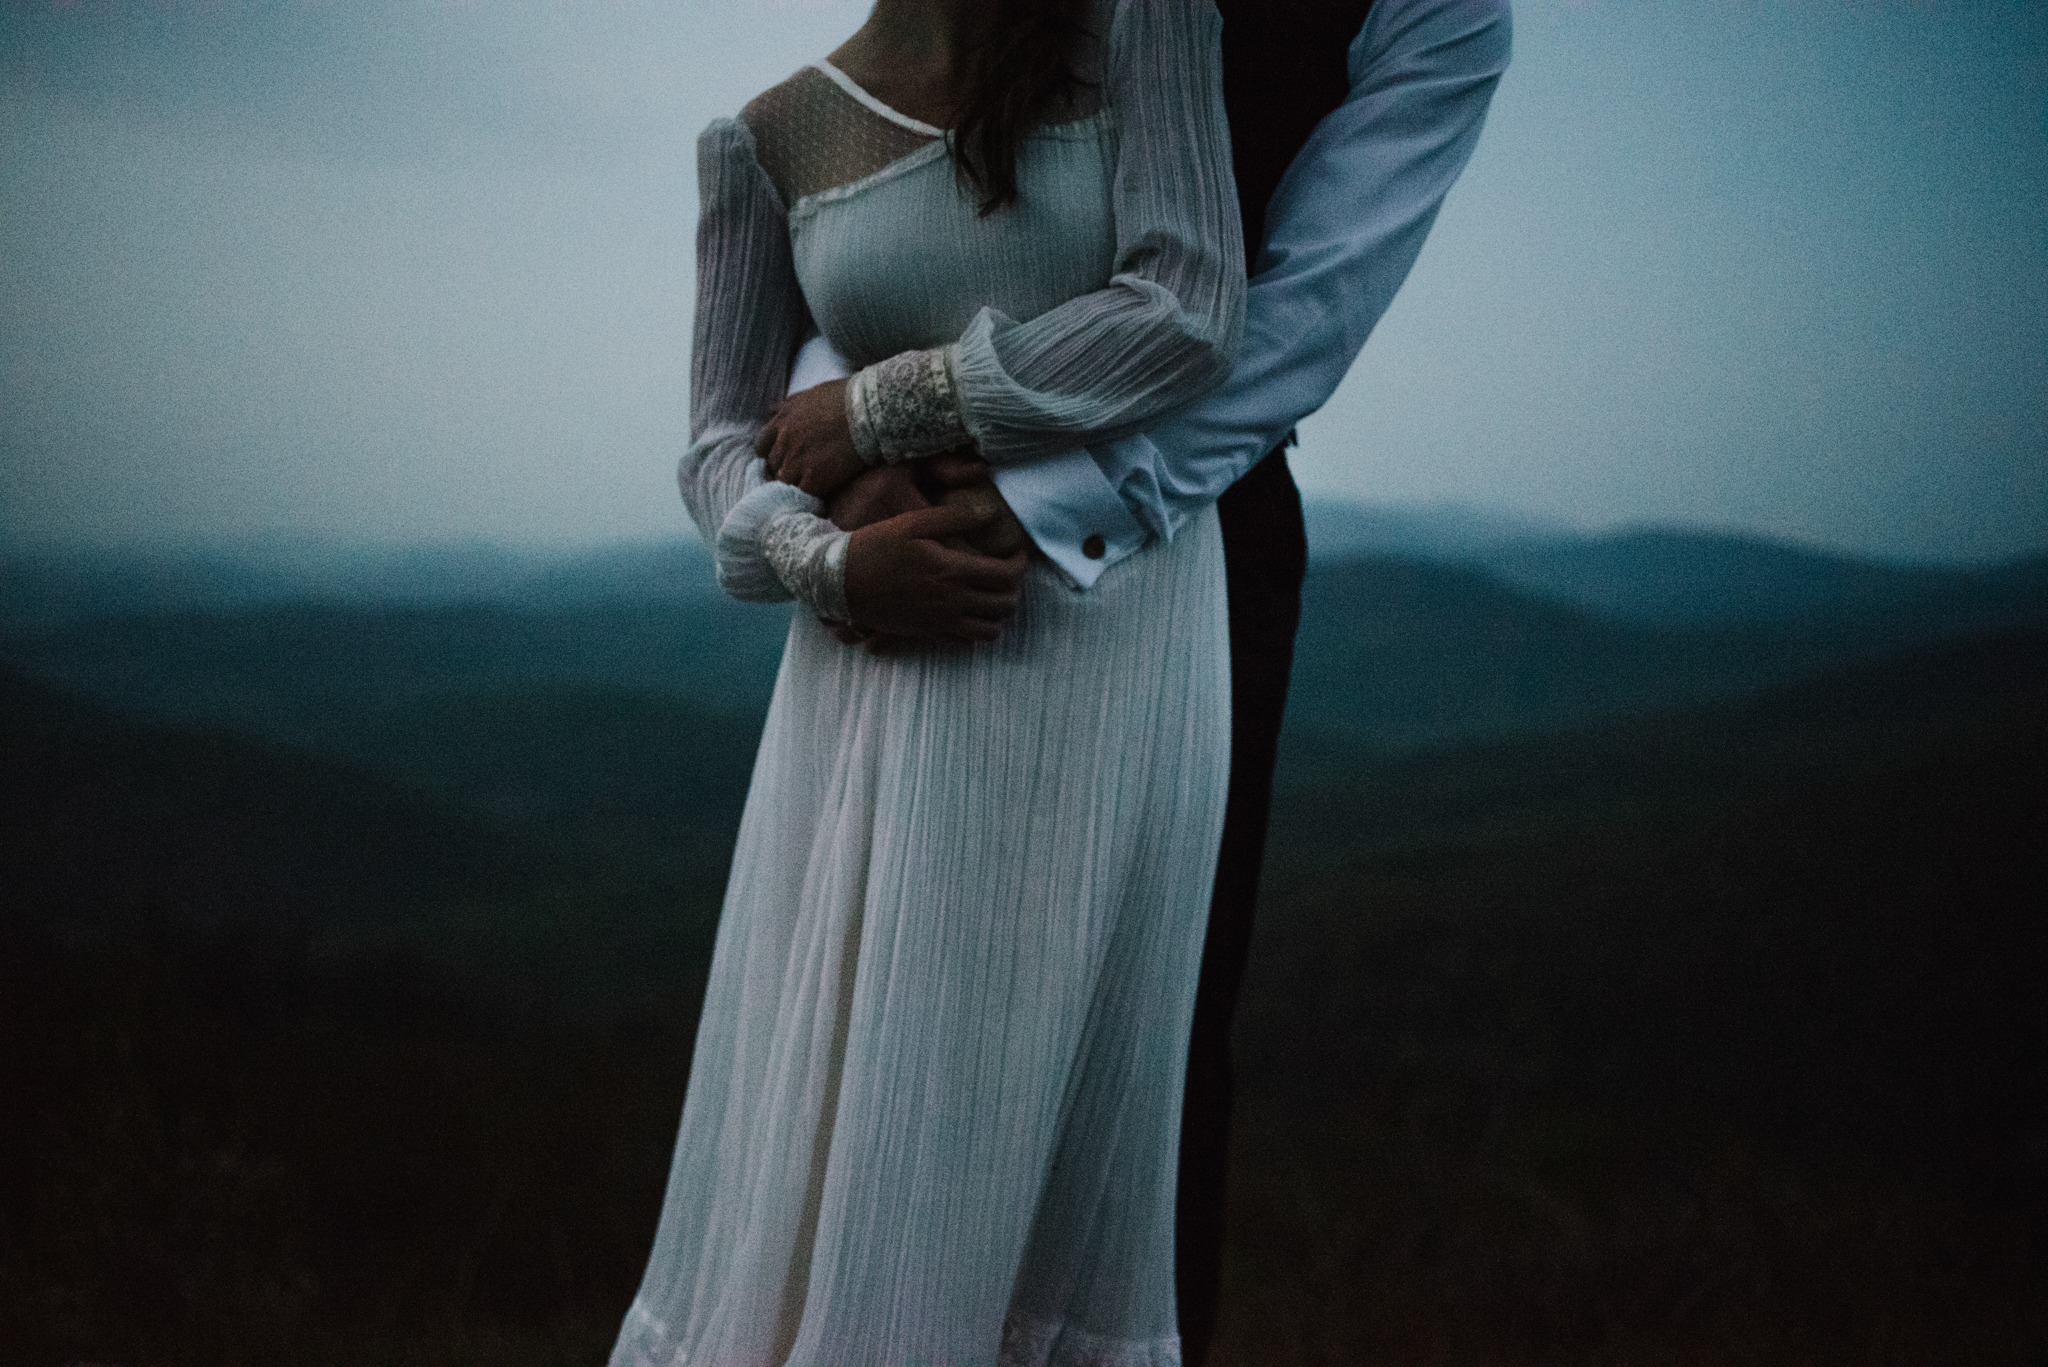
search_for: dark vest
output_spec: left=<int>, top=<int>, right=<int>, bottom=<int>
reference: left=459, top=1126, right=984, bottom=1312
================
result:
left=1213, top=0, right=1378, bottom=267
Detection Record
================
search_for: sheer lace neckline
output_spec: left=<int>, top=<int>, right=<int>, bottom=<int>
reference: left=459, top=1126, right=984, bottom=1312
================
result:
left=813, top=61, right=947, bottom=138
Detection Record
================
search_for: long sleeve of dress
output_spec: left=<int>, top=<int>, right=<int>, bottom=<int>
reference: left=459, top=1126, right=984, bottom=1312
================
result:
left=679, top=119, right=838, bottom=606
left=856, top=0, right=1247, bottom=467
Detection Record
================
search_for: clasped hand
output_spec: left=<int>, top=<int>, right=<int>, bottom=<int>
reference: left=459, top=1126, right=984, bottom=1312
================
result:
left=755, top=378, right=868, bottom=498
left=758, top=380, right=1030, bottom=652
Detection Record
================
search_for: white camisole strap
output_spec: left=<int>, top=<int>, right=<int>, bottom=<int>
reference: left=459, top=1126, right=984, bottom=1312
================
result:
left=812, top=60, right=947, bottom=138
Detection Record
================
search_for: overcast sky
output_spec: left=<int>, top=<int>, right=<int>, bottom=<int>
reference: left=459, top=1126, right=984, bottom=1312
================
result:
left=3, top=0, right=2044, bottom=562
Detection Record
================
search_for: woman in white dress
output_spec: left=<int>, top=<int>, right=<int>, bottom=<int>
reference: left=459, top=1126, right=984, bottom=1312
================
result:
left=613, top=3, right=1243, bottom=1364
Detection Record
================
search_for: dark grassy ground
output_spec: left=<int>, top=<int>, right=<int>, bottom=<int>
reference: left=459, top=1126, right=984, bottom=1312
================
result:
left=1217, top=630, right=2048, bottom=1365
left=2, top=672, right=718, bottom=1365
left=3, top=926, right=689, bottom=1367
left=4, top=628, right=2045, bottom=1364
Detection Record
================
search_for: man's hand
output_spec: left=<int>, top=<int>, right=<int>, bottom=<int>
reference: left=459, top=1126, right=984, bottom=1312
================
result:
left=826, top=465, right=930, bottom=533
left=758, top=379, right=865, bottom=498
left=823, top=468, right=938, bottom=653
left=843, top=503, right=1028, bottom=644
left=922, top=452, right=1032, bottom=559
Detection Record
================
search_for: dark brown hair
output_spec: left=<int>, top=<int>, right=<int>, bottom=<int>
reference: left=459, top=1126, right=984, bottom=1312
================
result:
left=950, top=0, right=1095, bottom=215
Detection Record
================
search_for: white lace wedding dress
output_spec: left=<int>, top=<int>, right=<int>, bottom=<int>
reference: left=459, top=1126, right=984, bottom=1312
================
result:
left=612, top=4, right=1243, bottom=1364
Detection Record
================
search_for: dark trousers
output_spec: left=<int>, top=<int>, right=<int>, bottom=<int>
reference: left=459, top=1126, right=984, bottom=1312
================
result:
left=1175, top=448, right=1309, bottom=1366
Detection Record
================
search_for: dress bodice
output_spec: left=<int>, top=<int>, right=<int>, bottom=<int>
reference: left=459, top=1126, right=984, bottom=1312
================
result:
left=678, top=0, right=1243, bottom=603
left=741, top=60, right=1120, bottom=369
left=787, top=110, right=1119, bottom=369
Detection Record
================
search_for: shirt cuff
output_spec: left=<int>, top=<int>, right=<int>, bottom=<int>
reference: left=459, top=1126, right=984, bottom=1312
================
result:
left=990, top=449, right=1149, bottom=590
left=846, top=347, right=969, bottom=465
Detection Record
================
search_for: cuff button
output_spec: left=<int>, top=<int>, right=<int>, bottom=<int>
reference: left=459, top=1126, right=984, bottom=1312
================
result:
left=1082, top=534, right=1106, bottom=560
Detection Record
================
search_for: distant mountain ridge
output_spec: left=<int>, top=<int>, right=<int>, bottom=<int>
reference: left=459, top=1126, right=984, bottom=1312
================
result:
left=1301, top=499, right=2048, bottom=626
left=1466, top=527, right=2048, bottom=628
left=8, top=509, right=2047, bottom=758
left=14, top=506, right=2044, bottom=635
left=1281, top=549, right=2048, bottom=747
left=0, top=536, right=722, bottom=633
left=1301, top=500, right=1571, bottom=561
left=1, top=598, right=792, bottom=741
left=11, top=557, right=2045, bottom=762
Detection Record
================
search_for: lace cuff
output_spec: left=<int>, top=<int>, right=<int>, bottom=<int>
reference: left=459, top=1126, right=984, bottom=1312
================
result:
left=714, top=471, right=818, bottom=602
left=846, top=346, right=969, bottom=464
left=761, top=509, right=851, bottom=622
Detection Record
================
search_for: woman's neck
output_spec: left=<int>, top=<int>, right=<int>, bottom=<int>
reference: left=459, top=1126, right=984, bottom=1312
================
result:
left=829, top=0, right=979, bottom=128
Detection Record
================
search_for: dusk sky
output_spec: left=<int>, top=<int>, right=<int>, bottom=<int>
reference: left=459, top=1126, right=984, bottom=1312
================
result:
left=4, top=0, right=2044, bottom=563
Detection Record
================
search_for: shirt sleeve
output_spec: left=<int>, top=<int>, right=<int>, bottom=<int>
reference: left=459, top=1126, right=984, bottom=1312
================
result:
left=681, top=118, right=850, bottom=609
left=999, top=0, right=1512, bottom=581
left=851, top=0, right=1247, bottom=467
left=1137, top=0, right=1514, bottom=532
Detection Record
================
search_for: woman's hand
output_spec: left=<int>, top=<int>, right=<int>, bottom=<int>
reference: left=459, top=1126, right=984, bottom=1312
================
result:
left=758, top=379, right=867, bottom=499
left=843, top=503, right=1028, bottom=644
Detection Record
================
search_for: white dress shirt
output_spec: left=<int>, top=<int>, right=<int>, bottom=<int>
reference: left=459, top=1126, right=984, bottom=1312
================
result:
left=787, top=0, right=1510, bottom=588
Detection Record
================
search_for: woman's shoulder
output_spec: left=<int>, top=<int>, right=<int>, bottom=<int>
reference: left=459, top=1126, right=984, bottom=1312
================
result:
left=737, top=66, right=836, bottom=145
left=735, top=65, right=940, bottom=210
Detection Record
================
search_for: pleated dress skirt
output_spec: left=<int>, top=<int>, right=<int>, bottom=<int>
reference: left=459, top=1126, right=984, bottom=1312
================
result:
left=612, top=506, right=1230, bottom=1367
